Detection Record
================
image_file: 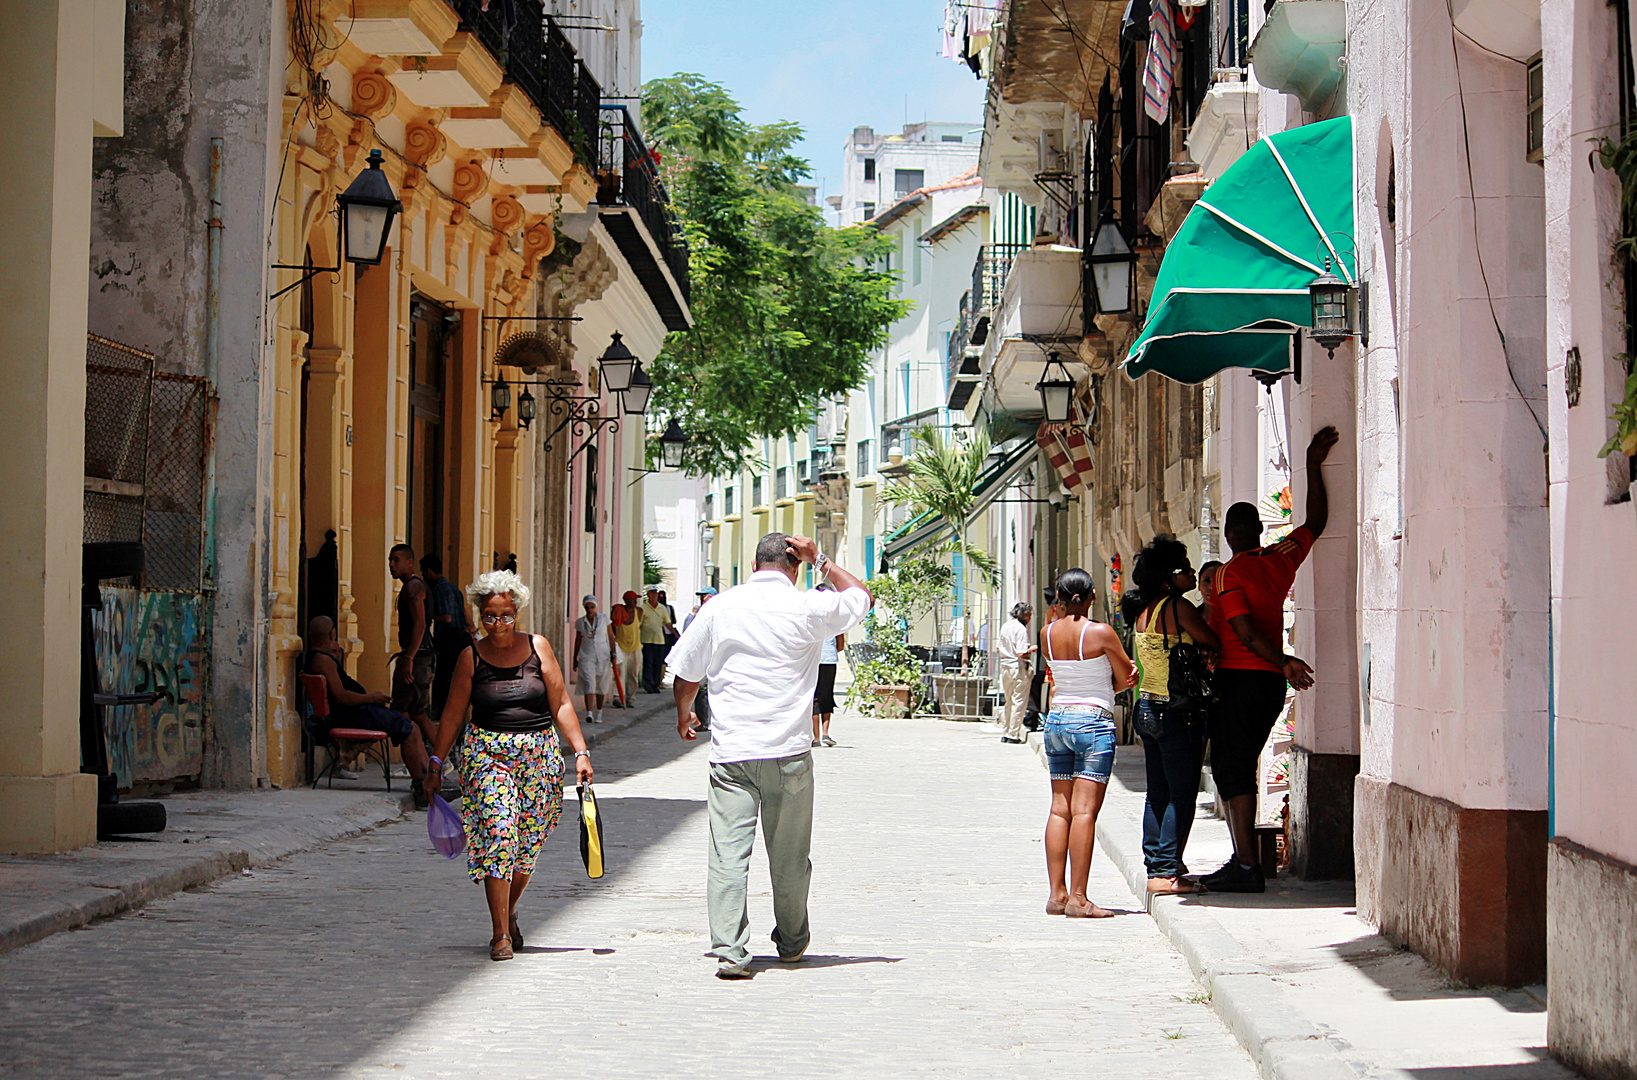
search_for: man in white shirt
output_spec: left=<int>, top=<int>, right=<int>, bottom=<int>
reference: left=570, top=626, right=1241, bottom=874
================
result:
left=669, top=532, right=871, bottom=979
left=996, top=602, right=1036, bottom=744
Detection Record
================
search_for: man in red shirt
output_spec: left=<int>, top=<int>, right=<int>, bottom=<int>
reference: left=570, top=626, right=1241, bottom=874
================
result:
left=1201, top=425, right=1339, bottom=893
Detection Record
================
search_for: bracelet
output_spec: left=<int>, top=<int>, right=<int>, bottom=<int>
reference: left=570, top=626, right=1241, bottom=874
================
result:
left=428, top=756, right=443, bottom=769
left=574, top=750, right=591, bottom=759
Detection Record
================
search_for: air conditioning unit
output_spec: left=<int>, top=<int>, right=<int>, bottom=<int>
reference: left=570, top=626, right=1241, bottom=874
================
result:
left=1038, top=129, right=1068, bottom=175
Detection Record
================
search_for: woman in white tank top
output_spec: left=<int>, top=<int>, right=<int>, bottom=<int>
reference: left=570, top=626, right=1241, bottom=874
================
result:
left=1039, top=569, right=1137, bottom=918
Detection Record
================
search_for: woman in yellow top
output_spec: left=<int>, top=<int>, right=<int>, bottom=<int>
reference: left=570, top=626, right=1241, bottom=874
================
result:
left=1120, top=537, right=1220, bottom=896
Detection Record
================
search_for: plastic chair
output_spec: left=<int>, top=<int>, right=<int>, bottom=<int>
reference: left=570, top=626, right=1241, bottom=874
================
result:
left=299, top=672, right=392, bottom=790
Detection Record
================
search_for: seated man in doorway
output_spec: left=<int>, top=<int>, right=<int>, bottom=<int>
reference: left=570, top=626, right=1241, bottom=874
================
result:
left=304, top=616, right=430, bottom=807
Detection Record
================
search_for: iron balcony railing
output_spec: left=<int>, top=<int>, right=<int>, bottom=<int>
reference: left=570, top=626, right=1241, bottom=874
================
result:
left=972, top=242, right=1027, bottom=315
left=599, top=107, right=691, bottom=304
left=451, top=1, right=600, bottom=170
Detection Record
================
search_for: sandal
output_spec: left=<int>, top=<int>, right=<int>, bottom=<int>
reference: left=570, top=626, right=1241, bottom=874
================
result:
left=1148, top=876, right=1203, bottom=895
left=489, top=934, right=513, bottom=961
left=1064, top=899, right=1115, bottom=919
left=1046, top=899, right=1067, bottom=915
left=509, top=919, right=524, bottom=950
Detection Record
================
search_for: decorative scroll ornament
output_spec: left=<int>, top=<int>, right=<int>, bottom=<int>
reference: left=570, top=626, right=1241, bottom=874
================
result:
left=352, top=72, right=396, bottom=120
left=494, top=330, right=569, bottom=374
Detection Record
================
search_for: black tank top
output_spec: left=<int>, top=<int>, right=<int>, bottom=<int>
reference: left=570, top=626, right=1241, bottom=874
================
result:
left=468, top=645, right=555, bottom=733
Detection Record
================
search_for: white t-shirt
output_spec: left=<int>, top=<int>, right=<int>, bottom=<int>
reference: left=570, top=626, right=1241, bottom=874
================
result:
left=668, top=570, right=870, bottom=763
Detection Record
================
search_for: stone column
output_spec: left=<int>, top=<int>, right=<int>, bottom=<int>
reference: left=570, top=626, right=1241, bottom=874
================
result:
left=0, top=1, right=117, bottom=851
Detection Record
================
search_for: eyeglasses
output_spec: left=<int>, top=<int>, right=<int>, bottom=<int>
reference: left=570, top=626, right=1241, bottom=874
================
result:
left=480, top=613, right=517, bottom=625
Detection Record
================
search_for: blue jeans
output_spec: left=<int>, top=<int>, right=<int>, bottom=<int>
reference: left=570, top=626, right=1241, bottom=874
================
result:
left=1043, top=706, right=1116, bottom=782
left=1136, top=694, right=1205, bottom=877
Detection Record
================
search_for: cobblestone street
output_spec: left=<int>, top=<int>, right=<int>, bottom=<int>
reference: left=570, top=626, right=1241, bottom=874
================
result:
left=0, top=708, right=1255, bottom=1079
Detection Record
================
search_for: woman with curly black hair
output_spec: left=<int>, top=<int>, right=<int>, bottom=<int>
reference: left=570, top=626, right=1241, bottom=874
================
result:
left=1120, top=537, right=1220, bottom=895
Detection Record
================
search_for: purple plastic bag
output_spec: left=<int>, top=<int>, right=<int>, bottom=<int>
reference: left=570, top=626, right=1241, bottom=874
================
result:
left=428, top=794, right=465, bottom=858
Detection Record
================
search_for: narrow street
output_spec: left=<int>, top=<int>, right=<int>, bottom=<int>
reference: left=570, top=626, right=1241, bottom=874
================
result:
left=0, top=709, right=1254, bottom=1079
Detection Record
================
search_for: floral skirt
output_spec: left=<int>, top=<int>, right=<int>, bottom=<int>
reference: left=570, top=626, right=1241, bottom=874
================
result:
left=454, top=726, right=564, bottom=884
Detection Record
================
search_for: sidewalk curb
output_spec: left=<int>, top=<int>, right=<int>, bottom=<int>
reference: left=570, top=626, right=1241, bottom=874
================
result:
left=0, top=792, right=410, bottom=956
left=1026, top=730, right=1356, bottom=1080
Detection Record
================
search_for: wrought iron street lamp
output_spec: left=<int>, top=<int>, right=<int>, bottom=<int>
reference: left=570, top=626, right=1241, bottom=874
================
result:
left=490, top=374, right=512, bottom=421
left=1037, top=352, right=1078, bottom=424
left=270, top=148, right=402, bottom=299
left=338, top=149, right=402, bottom=266
left=1086, top=211, right=1136, bottom=315
left=515, top=387, right=537, bottom=429
left=621, top=363, right=653, bottom=415
left=1308, top=257, right=1354, bottom=357
left=659, top=418, right=688, bottom=469
left=598, top=332, right=639, bottom=393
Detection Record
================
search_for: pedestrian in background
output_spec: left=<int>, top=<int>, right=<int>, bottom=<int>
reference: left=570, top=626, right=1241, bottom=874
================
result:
left=996, top=602, right=1035, bottom=744
left=611, top=590, right=642, bottom=707
left=420, top=553, right=470, bottom=724
left=388, top=544, right=437, bottom=748
left=1121, top=538, right=1219, bottom=896
left=572, top=595, right=615, bottom=724
left=1200, top=425, right=1337, bottom=894
left=810, top=587, right=843, bottom=748
left=1197, top=559, right=1223, bottom=627
left=423, top=570, right=593, bottom=962
left=669, top=533, right=870, bottom=979
left=640, top=584, right=674, bottom=692
left=1041, top=568, right=1136, bottom=919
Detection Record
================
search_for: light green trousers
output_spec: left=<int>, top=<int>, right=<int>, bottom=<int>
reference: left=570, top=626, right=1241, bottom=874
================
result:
left=707, top=751, right=814, bottom=968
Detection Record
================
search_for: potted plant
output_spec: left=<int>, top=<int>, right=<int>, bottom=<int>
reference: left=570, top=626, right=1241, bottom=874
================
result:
left=847, top=610, right=922, bottom=718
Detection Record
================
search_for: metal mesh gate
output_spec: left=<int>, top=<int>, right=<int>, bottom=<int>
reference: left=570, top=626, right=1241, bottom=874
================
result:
left=82, top=334, right=207, bottom=590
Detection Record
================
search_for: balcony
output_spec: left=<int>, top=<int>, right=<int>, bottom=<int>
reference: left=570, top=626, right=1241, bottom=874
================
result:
left=981, top=246, right=1084, bottom=417
left=1249, top=0, right=1346, bottom=113
left=448, top=2, right=600, bottom=167
left=597, top=107, right=693, bottom=331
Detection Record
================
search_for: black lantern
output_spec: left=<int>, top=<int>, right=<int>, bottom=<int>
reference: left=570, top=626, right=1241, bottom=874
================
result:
left=337, top=149, right=401, bottom=266
left=490, top=375, right=512, bottom=421
left=516, top=387, right=537, bottom=429
left=1086, top=212, right=1136, bottom=315
left=621, top=363, right=653, bottom=415
left=1036, top=352, right=1077, bottom=424
left=1308, top=257, right=1353, bottom=357
left=598, top=332, right=638, bottom=393
left=659, top=418, right=688, bottom=469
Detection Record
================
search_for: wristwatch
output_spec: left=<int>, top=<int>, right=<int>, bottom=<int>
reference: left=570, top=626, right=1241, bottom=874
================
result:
left=815, top=553, right=833, bottom=577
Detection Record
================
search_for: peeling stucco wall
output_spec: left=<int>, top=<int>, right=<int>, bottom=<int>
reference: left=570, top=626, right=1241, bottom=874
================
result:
left=87, top=0, right=282, bottom=788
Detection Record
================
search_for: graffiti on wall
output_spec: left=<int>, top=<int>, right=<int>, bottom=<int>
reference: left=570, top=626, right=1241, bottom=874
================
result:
left=92, top=587, right=206, bottom=786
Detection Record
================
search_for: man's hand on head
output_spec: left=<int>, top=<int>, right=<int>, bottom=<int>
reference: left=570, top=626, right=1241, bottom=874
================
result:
left=784, top=535, right=820, bottom=564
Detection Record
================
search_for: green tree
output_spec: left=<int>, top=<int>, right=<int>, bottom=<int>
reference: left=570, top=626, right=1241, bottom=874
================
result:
left=879, top=427, right=999, bottom=630
left=642, top=75, right=910, bottom=475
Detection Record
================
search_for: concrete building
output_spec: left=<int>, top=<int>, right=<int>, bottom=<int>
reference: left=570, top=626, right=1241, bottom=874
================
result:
left=835, top=122, right=983, bottom=226
left=73, top=0, right=685, bottom=796
left=968, top=0, right=1634, bottom=1070
left=0, top=1, right=128, bottom=852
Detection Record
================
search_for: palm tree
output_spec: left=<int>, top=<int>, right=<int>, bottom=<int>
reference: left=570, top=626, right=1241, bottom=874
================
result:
left=880, top=426, right=996, bottom=662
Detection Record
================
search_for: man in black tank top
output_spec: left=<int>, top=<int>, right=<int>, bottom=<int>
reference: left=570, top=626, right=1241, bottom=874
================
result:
left=389, top=544, right=437, bottom=746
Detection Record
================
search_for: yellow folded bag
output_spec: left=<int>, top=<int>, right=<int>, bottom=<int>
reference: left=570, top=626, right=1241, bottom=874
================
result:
left=578, top=782, right=605, bottom=879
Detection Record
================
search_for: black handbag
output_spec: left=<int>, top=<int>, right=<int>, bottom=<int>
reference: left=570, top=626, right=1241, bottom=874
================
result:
left=1160, top=598, right=1213, bottom=714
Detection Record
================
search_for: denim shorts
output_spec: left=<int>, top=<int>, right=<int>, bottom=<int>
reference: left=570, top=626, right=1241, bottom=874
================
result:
left=1043, top=705, right=1117, bottom=782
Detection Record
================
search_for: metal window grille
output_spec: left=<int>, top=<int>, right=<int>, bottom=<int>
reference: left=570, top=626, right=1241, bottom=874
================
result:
left=752, top=475, right=764, bottom=506
left=775, top=467, right=789, bottom=499
left=857, top=439, right=873, bottom=477
left=725, top=486, right=735, bottom=516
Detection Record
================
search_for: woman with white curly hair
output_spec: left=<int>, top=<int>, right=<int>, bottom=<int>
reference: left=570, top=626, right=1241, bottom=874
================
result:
left=423, top=569, right=593, bottom=961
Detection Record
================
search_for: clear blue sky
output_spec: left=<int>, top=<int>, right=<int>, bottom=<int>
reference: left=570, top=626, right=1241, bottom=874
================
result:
left=639, top=0, right=986, bottom=205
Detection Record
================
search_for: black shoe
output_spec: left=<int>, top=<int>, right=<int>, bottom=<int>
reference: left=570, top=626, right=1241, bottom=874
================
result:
left=1197, top=859, right=1239, bottom=887
left=1000, top=736, right=1023, bottom=744
left=1204, top=861, right=1265, bottom=893
left=412, top=787, right=429, bottom=810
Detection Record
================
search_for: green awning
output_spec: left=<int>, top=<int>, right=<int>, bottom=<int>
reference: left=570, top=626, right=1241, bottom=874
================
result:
left=1124, top=115, right=1355, bottom=384
left=882, top=439, right=1038, bottom=562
